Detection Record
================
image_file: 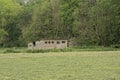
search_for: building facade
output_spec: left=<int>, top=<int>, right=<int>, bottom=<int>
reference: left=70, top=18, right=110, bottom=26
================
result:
left=28, top=40, right=67, bottom=50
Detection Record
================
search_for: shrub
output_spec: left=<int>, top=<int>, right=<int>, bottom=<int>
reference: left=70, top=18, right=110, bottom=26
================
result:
left=4, top=49, right=21, bottom=53
left=111, top=44, right=120, bottom=48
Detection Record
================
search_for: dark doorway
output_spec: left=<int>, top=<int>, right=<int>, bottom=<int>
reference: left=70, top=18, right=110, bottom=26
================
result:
left=33, top=42, right=36, bottom=46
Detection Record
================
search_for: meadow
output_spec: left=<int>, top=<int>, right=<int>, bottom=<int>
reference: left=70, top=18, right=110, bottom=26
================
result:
left=0, top=51, right=120, bottom=80
left=0, top=46, right=120, bottom=53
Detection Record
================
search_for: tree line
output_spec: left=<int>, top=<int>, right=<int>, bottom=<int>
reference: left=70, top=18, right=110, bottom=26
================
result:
left=0, top=0, right=120, bottom=47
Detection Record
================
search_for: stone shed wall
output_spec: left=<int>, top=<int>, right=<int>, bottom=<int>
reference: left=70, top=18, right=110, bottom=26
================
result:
left=28, top=40, right=67, bottom=50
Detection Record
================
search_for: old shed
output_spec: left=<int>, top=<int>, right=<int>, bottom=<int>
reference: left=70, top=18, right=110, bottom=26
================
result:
left=28, top=40, right=67, bottom=50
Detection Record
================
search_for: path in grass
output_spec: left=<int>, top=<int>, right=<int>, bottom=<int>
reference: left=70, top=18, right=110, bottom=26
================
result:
left=0, top=51, right=120, bottom=80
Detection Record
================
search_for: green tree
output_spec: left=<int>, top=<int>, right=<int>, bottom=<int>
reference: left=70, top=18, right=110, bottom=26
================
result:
left=0, top=0, right=23, bottom=47
left=22, top=0, right=53, bottom=42
left=89, top=0, right=120, bottom=46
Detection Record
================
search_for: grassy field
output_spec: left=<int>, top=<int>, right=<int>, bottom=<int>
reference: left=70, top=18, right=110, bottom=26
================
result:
left=0, top=46, right=120, bottom=53
left=0, top=51, right=120, bottom=80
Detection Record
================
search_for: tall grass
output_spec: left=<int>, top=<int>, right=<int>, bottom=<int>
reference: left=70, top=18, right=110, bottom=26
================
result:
left=0, top=46, right=119, bottom=54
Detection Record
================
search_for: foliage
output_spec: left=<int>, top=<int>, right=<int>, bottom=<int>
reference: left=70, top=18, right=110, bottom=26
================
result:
left=0, top=0, right=23, bottom=47
left=0, top=0, right=119, bottom=47
left=0, top=29, right=7, bottom=43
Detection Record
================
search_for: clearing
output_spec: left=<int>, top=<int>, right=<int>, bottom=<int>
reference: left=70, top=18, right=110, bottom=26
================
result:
left=0, top=51, right=120, bottom=80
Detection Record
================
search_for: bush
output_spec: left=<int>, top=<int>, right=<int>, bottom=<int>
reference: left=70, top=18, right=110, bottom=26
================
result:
left=4, top=49, right=21, bottom=53
left=25, top=48, right=73, bottom=53
left=111, top=44, right=120, bottom=48
left=26, top=50, right=46, bottom=53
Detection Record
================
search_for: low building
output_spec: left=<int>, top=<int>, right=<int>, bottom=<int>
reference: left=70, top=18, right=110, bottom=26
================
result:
left=28, top=40, right=67, bottom=50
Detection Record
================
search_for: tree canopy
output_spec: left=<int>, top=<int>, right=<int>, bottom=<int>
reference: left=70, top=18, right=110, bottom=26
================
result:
left=0, top=0, right=119, bottom=47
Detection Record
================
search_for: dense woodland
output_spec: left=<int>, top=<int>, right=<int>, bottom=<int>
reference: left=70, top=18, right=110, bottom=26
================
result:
left=0, top=0, right=120, bottom=47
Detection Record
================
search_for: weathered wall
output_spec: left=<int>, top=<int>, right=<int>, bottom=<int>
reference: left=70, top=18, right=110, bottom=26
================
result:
left=28, top=40, right=67, bottom=50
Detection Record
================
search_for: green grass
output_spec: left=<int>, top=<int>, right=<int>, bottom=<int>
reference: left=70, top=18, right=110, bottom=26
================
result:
left=0, top=46, right=120, bottom=54
left=0, top=51, right=120, bottom=80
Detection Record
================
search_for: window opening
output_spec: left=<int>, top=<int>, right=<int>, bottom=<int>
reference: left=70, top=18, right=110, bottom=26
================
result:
left=57, top=41, right=60, bottom=44
left=62, top=41, right=66, bottom=43
left=52, top=41, right=54, bottom=44
left=45, top=42, right=47, bottom=44
left=48, top=41, right=51, bottom=44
